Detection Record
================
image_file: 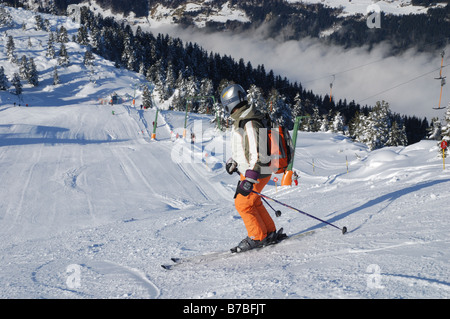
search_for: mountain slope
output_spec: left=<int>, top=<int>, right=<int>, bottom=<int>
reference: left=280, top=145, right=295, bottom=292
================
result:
left=1, top=4, right=449, bottom=300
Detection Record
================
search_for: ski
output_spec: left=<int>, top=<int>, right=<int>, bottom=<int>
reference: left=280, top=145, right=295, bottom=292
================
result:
left=161, top=229, right=315, bottom=270
left=230, top=227, right=287, bottom=253
left=161, top=250, right=231, bottom=270
left=252, top=229, right=315, bottom=251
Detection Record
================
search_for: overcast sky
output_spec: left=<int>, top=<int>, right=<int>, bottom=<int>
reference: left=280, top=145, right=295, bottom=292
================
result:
left=149, top=24, right=449, bottom=122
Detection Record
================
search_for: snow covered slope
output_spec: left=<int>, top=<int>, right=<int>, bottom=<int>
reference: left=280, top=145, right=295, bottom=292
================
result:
left=1, top=99, right=450, bottom=299
left=1, top=5, right=449, bottom=300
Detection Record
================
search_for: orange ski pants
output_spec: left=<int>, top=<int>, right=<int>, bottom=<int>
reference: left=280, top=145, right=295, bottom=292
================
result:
left=235, top=175, right=276, bottom=241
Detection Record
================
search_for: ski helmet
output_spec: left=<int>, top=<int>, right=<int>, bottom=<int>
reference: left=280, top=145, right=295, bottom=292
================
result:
left=221, top=84, right=247, bottom=115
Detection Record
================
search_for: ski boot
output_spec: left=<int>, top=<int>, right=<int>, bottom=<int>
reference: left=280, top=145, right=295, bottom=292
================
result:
left=231, top=237, right=262, bottom=253
left=264, top=228, right=288, bottom=246
left=230, top=228, right=288, bottom=253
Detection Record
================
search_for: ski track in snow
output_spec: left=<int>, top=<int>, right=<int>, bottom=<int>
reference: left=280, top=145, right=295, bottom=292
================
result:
left=31, top=259, right=160, bottom=299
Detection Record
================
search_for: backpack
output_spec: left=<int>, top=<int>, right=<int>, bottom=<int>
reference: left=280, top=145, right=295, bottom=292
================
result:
left=239, top=116, right=294, bottom=174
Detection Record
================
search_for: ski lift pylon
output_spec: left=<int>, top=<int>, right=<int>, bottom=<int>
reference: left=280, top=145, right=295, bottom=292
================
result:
left=433, top=50, right=446, bottom=110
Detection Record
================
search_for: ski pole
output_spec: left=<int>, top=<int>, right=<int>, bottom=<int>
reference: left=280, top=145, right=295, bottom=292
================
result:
left=252, top=190, right=347, bottom=234
left=260, top=196, right=282, bottom=217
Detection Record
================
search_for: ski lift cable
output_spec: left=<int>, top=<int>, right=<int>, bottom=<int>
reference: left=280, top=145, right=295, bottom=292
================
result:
left=357, top=63, right=449, bottom=104
left=266, top=39, right=450, bottom=103
left=302, top=58, right=385, bottom=84
left=302, top=37, right=450, bottom=85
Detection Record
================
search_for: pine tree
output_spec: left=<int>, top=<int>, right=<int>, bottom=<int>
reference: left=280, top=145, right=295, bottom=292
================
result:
left=121, top=35, right=132, bottom=68
left=43, top=19, right=51, bottom=32
left=349, top=111, right=367, bottom=142
left=58, top=43, right=70, bottom=66
left=27, top=57, right=39, bottom=86
left=84, top=49, right=95, bottom=67
left=268, top=88, right=293, bottom=128
left=19, top=55, right=29, bottom=80
left=171, top=90, right=184, bottom=112
left=0, top=6, right=13, bottom=27
left=172, top=71, right=187, bottom=111
left=11, top=73, right=22, bottom=95
left=142, top=85, right=152, bottom=109
left=46, top=32, right=55, bottom=58
left=76, top=26, right=89, bottom=46
left=198, top=78, right=214, bottom=114
left=441, top=104, right=450, bottom=142
left=146, top=60, right=163, bottom=86
left=0, top=66, right=9, bottom=90
left=52, top=66, right=60, bottom=85
left=57, top=25, right=69, bottom=43
left=247, top=84, right=266, bottom=112
left=365, top=101, right=391, bottom=150
left=6, top=35, right=15, bottom=62
left=49, top=0, right=57, bottom=15
left=308, top=106, right=321, bottom=132
left=320, top=114, right=330, bottom=132
left=185, top=75, right=199, bottom=100
left=427, top=117, right=441, bottom=140
left=90, top=26, right=100, bottom=50
left=213, top=100, right=226, bottom=130
left=165, top=61, right=176, bottom=96
left=157, top=59, right=167, bottom=86
left=292, top=92, right=304, bottom=118
left=387, top=121, right=407, bottom=147
left=152, top=60, right=167, bottom=103
left=332, top=111, right=345, bottom=134
left=138, top=61, right=146, bottom=75
left=34, top=15, right=43, bottom=31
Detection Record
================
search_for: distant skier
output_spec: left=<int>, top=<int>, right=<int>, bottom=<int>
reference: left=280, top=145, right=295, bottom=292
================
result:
left=293, top=171, right=299, bottom=186
left=221, top=84, right=286, bottom=252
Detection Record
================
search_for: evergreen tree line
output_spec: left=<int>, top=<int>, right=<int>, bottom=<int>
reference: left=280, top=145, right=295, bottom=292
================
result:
left=0, top=4, right=430, bottom=149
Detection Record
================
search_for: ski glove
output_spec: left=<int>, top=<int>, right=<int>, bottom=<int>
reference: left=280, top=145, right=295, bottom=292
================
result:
left=236, top=170, right=259, bottom=197
left=226, top=158, right=238, bottom=175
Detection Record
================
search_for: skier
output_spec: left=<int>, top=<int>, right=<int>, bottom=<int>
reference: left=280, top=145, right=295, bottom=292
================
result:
left=221, top=84, right=286, bottom=252
left=293, top=171, right=299, bottom=186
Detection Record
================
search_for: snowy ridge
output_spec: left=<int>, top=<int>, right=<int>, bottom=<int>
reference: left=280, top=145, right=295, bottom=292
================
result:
left=289, top=0, right=444, bottom=16
left=62, top=0, right=445, bottom=30
left=146, top=0, right=441, bottom=28
left=1, top=5, right=450, bottom=299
